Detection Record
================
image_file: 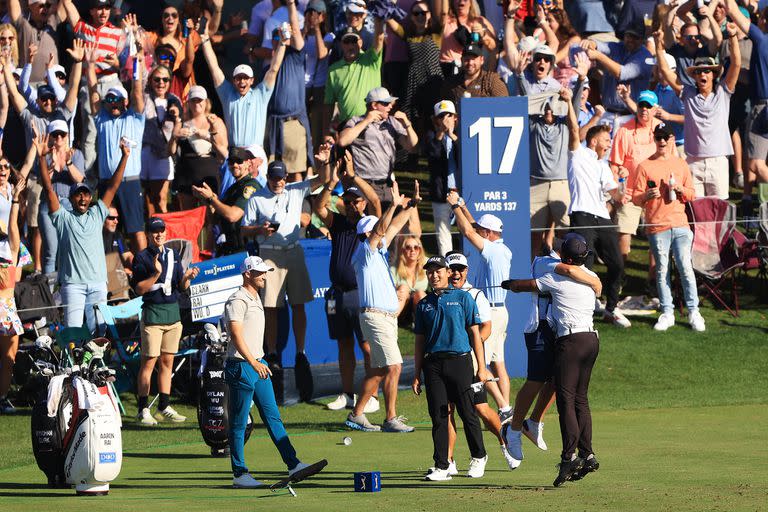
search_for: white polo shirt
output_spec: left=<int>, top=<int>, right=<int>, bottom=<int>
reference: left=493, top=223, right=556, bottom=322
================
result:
left=567, top=146, right=617, bottom=220
left=535, top=267, right=597, bottom=338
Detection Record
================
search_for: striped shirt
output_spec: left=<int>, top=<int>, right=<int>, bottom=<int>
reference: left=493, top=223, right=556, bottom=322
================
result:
left=74, top=20, right=124, bottom=75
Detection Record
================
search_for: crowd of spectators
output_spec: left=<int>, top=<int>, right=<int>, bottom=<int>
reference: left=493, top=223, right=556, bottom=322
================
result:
left=0, top=0, right=764, bottom=416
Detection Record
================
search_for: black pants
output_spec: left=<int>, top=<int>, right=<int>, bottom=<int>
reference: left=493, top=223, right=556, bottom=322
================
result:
left=423, top=353, right=486, bottom=469
left=570, top=211, right=624, bottom=311
left=554, top=331, right=599, bottom=461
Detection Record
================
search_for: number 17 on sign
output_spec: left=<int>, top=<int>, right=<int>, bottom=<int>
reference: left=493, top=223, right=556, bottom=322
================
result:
left=468, top=116, right=524, bottom=175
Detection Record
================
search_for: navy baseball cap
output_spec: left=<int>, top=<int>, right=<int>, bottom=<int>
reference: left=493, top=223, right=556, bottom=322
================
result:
left=561, top=233, right=590, bottom=262
left=69, top=182, right=92, bottom=196
left=146, top=217, right=166, bottom=232
left=267, top=160, right=288, bottom=178
left=343, top=186, right=363, bottom=198
left=37, top=85, right=56, bottom=100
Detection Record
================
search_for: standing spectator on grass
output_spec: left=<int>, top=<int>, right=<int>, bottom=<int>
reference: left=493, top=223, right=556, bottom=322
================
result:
left=313, top=144, right=381, bottom=413
left=224, top=255, right=319, bottom=489
left=413, top=256, right=489, bottom=482
left=502, top=234, right=602, bottom=487
left=87, top=44, right=147, bottom=252
left=338, top=86, right=418, bottom=206
left=655, top=25, right=741, bottom=200
left=324, top=16, right=384, bottom=127
left=33, top=133, right=129, bottom=333
left=200, top=18, right=287, bottom=148
left=633, top=124, right=704, bottom=333
left=445, top=193, right=514, bottom=417
left=132, top=217, right=200, bottom=426
left=345, top=180, right=418, bottom=433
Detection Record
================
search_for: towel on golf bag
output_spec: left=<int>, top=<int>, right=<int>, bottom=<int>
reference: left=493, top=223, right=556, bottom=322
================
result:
left=46, top=374, right=67, bottom=417
left=74, top=377, right=107, bottom=411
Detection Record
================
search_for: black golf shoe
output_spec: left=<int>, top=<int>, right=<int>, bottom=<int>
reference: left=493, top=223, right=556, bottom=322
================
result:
left=571, top=455, right=599, bottom=481
left=553, top=457, right=584, bottom=487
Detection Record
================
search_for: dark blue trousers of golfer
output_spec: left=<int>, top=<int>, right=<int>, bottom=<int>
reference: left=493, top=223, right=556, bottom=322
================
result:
left=225, top=359, right=300, bottom=476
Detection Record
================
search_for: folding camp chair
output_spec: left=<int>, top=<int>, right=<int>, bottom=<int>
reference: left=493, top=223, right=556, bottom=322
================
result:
left=55, top=326, right=126, bottom=415
left=756, top=202, right=768, bottom=288
left=95, top=297, right=144, bottom=393
left=687, top=198, right=744, bottom=317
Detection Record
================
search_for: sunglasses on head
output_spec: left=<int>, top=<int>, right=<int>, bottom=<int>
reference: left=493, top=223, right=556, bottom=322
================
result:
left=152, top=76, right=171, bottom=83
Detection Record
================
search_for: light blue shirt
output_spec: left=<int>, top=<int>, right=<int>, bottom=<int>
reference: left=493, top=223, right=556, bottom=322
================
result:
left=50, top=200, right=109, bottom=284
left=216, top=80, right=273, bottom=148
left=595, top=41, right=652, bottom=113
left=467, top=238, right=512, bottom=305
left=242, top=180, right=311, bottom=245
left=95, top=108, right=145, bottom=180
left=352, top=238, right=399, bottom=312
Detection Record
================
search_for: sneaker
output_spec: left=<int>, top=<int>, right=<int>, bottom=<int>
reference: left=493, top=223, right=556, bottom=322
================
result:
left=571, top=455, right=599, bottom=481
left=137, top=407, right=158, bottom=426
left=424, top=467, right=452, bottom=481
left=233, top=473, right=264, bottom=488
left=326, top=394, right=353, bottom=411
left=362, top=395, right=380, bottom=414
left=466, top=455, right=488, bottom=478
left=345, top=413, right=381, bottom=432
left=604, top=309, right=631, bottom=328
left=522, top=418, right=548, bottom=451
left=653, top=312, right=675, bottom=331
left=553, top=457, right=584, bottom=487
left=154, top=405, right=186, bottom=423
left=733, top=172, right=744, bottom=189
left=498, top=408, right=513, bottom=425
left=294, top=352, right=314, bottom=402
left=288, top=461, right=310, bottom=478
left=0, top=397, right=16, bottom=414
left=688, top=310, right=706, bottom=332
left=502, top=424, right=524, bottom=462
left=447, top=459, right=459, bottom=475
left=382, top=415, right=415, bottom=433
left=500, top=443, right=521, bottom=470
left=593, top=298, right=606, bottom=315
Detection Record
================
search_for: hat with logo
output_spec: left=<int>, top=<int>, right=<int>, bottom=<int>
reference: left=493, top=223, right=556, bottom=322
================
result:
left=365, top=86, right=397, bottom=104
left=346, top=0, right=366, bottom=14
left=232, top=64, right=254, bottom=78
left=423, top=256, right=449, bottom=269
left=462, top=43, right=483, bottom=57
left=69, top=182, right=92, bottom=196
left=532, top=44, right=556, bottom=60
left=653, top=123, right=674, bottom=140
left=434, top=100, right=456, bottom=117
left=146, top=217, right=166, bottom=232
left=343, top=186, right=364, bottom=198
left=90, top=0, right=113, bottom=8
left=474, top=214, right=503, bottom=233
left=445, top=252, right=468, bottom=268
left=561, top=233, right=590, bottom=263
left=637, top=90, right=659, bottom=108
left=105, top=85, right=128, bottom=100
left=267, top=160, right=288, bottom=178
left=356, top=215, right=379, bottom=234
left=240, top=255, right=274, bottom=274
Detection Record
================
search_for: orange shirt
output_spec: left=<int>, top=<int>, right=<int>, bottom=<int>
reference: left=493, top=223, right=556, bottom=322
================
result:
left=609, top=118, right=660, bottom=194
left=632, top=156, right=696, bottom=235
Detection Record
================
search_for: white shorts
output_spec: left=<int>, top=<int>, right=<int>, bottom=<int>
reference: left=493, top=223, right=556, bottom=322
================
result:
left=686, top=155, right=729, bottom=200
left=141, top=146, right=175, bottom=181
left=360, top=310, right=402, bottom=368
left=486, top=306, right=509, bottom=363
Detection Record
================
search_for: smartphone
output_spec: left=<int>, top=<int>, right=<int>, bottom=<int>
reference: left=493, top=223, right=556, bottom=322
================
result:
left=270, top=222, right=281, bottom=232
left=198, top=16, right=208, bottom=35
left=647, top=180, right=657, bottom=188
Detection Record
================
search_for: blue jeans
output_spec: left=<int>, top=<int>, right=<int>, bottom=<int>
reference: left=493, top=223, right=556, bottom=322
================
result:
left=648, top=228, right=699, bottom=315
left=60, top=281, right=107, bottom=333
left=225, top=359, right=300, bottom=477
left=39, top=197, right=72, bottom=274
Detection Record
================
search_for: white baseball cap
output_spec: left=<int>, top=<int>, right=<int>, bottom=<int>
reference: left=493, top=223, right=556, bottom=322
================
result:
left=188, top=85, right=207, bottom=101
left=47, top=119, right=69, bottom=134
left=445, top=252, right=468, bottom=268
left=105, top=85, right=128, bottom=100
left=240, top=256, right=274, bottom=274
left=346, top=0, right=366, bottom=14
left=645, top=52, right=677, bottom=71
left=434, top=100, right=456, bottom=117
left=246, top=144, right=268, bottom=175
left=517, top=36, right=538, bottom=53
left=356, top=215, right=379, bottom=234
left=51, top=64, right=67, bottom=76
left=475, top=214, right=503, bottom=232
left=232, top=64, right=254, bottom=79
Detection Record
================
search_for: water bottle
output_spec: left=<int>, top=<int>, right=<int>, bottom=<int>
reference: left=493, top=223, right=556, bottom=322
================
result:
left=668, top=173, right=677, bottom=202
left=618, top=176, right=626, bottom=197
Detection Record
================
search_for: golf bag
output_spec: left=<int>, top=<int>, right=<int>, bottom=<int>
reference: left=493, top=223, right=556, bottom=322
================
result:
left=197, top=324, right=253, bottom=456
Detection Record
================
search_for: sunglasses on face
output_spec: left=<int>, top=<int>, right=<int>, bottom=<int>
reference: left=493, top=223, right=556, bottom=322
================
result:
left=343, top=197, right=362, bottom=205
left=412, top=10, right=428, bottom=16
left=654, top=135, right=671, bottom=141
left=638, top=102, right=653, bottom=109
left=684, top=35, right=700, bottom=41
left=152, top=76, right=171, bottom=83
left=439, top=112, right=454, bottom=118
left=693, top=68, right=713, bottom=75
left=163, top=12, right=179, bottom=19
left=449, top=266, right=467, bottom=272
left=55, top=72, right=66, bottom=80
left=104, top=96, right=122, bottom=104
left=533, top=54, right=552, bottom=62
left=268, top=175, right=286, bottom=182
left=106, top=215, right=118, bottom=221
left=157, top=53, right=176, bottom=62
left=233, top=75, right=251, bottom=82
left=0, top=162, right=11, bottom=170
left=39, top=96, right=56, bottom=103
left=50, top=131, right=67, bottom=139
left=404, top=245, right=421, bottom=251
left=228, top=158, right=245, bottom=166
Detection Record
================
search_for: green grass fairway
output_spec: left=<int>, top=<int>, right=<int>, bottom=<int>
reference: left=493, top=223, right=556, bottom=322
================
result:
left=1, top=403, right=766, bottom=511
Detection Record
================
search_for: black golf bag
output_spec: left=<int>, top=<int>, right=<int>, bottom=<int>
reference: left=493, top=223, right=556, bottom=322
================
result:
left=196, top=325, right=253, bottom=457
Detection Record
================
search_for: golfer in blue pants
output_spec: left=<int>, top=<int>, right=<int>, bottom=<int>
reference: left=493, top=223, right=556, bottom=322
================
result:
left=223, top=256, right=309, bottom=488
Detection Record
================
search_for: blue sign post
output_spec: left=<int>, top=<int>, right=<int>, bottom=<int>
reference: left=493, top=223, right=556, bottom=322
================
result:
left=460, top=97, right=531, bottom=378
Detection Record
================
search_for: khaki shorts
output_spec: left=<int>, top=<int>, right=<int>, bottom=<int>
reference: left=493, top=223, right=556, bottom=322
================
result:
left=261, top=245, right=313, bottom=307
left=616, top=201, right=643, bottom=235
left=530, top=179, right=570, bottom=230
left=140, top=321, right=183, bottom=358
left=687, top=155, right=729, bottom=200
left=269, top=118, right=308, bottom=174
left=486, top=306, right=508, bottom=363
left=26, top=177, right=42, bottom=229
left=360, top=310, right=402, bottom=368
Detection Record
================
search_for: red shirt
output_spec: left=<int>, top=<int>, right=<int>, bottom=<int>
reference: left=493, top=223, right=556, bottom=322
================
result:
left=74, top=20, right=124, bottom=76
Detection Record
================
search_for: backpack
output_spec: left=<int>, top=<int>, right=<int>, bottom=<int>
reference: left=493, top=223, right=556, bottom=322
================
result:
left=14, top=274, right=60, bottom=324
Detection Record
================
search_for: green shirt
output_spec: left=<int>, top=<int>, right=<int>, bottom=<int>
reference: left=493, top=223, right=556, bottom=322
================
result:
left=324, top=47, right=382, bottom=123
